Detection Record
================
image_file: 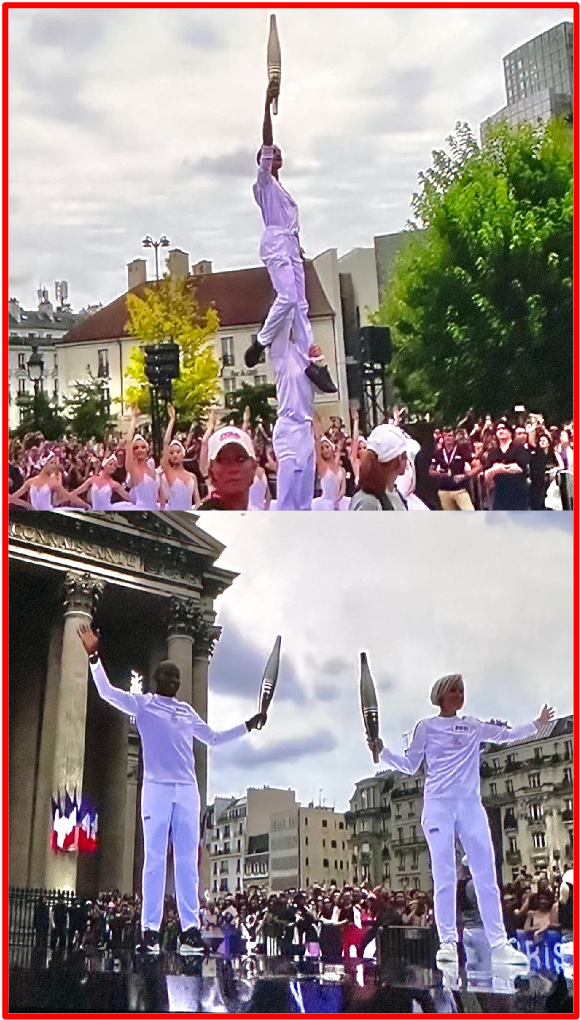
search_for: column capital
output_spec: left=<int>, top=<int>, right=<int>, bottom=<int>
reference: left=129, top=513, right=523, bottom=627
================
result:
left=63, top=572, right=105, bottom=618
left=194, top=622, right=221, bottom=660
left=168, top=596, right=199, bottom=641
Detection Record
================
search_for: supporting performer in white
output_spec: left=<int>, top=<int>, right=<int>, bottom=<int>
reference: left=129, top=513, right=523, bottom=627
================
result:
left=78, top=624, right=266, bottom=956
left=368, top=673, right=554, bottom=970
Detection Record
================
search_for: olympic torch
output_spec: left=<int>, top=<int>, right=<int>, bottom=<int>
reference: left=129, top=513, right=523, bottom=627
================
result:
left=257, top=635, right=281, bottom=728
left=360, top=652, right=380, bottom=763
left=267, top=14, right=282, bottom=115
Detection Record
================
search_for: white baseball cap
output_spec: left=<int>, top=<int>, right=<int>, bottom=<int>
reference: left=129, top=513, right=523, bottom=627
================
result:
left=366, top=424, right=409, bottom=463
left=208, top=426, right=255, bottom=462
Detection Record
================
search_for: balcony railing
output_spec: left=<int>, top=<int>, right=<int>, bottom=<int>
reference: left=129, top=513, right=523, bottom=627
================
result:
left=506, top=849, right=522, bottom=865
left=527, top=816, right=545, bottom=827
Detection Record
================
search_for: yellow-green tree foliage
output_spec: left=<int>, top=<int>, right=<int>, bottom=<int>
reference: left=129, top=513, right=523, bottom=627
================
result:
left=125, top=274, right=220, bottom=424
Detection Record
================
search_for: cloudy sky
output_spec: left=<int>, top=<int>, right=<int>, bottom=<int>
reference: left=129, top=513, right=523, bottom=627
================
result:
left=191, top=512, right=574, bottom=812
left=8, top=6, right=573, bottom=310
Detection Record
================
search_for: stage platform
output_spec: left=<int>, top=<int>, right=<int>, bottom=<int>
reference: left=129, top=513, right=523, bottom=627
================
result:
left=8, top=950, right=572, bottom=1013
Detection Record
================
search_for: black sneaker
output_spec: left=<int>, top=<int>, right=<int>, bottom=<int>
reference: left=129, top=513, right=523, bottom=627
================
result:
left=179, top=926, right=205, bottom=955
left=244, top=338, right=265, bottom=368
left=305, top=363, right=338, bottom=393
left=139, top=929, right=161, bottom=955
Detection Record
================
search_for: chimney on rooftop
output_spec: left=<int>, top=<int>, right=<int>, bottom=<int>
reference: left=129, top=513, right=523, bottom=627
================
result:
left=192, top=259, right=213, bottom=276
left=127, top=258, right=147, bottom=291
left=168, top=249, right=190, bottom=279
left=8, top=298, right=21, bottom=323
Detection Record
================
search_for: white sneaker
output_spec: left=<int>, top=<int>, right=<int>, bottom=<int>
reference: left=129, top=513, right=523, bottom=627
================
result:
left=491, top=942, right=529, bottom=968
left=436, top=942, right=457, bottom=966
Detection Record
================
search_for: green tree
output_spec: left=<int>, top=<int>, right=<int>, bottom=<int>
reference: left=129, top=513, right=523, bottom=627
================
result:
left=125, top=274, right=220, bottom=424
left=225, top=382, right=278, bottom=428
left=375, top=117, right=573, bottom=422
left=63, top=375, right=115, bottom=442
left=12, top=392, right=66, bottom=440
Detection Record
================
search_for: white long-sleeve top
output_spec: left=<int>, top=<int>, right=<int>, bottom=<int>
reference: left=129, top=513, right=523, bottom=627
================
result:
left=90, top=659, right=247, bottom=785
left=253, top=145, right=300, bottom=234
left=380, top=715, right=537, bottom=800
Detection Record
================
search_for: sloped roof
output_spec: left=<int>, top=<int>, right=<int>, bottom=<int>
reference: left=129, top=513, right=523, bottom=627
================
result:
left=60, top=263, right=334, bottom=345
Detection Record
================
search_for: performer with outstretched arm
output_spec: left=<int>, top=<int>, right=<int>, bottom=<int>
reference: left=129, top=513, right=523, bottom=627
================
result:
left=367, top=673, right=554, bottom=969
left=244, top=81, right=337, bottom=510
left=78, top=624, right=266, bottom=956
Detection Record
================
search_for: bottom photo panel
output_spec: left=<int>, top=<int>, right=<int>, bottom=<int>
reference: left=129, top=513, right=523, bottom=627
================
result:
left=8, top=510, right=574, bottom=1015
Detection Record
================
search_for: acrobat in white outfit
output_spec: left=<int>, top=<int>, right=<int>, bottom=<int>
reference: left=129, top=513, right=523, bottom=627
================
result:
left=244, top=81, right=337, bottom=511
left=369, top=673, right=554, bottom=969
left=78, top=624, right=266, bottom=956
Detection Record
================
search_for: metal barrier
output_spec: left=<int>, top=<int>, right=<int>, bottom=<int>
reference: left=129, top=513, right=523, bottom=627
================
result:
left=8, top=887, right=76, bottom=968
left=377, top=924, right=438, bottom=972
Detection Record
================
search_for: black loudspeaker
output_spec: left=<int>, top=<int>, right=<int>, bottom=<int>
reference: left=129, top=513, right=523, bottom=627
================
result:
left=359, top=326, right=392, bottom=364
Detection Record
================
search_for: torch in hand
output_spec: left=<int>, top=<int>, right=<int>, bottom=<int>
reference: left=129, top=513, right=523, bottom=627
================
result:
left=267, top=14, right=282, bottom=115
left=360, top=652, right=380, bottom=763
left=256, top=635, right=281, bottom=729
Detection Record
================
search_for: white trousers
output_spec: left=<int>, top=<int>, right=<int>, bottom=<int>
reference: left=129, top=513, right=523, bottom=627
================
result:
left=273, top=418, right=316, bottom=511
left=257, top=230, right=312, bottom=363
left=422, top=796, right=506, bottom=948
left=141, top=781, right=200, bottom=933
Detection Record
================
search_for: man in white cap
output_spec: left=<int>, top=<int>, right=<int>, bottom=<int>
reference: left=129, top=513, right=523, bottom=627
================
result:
left=77, top=623, right=267, bottom=956
left=196, top=426, right=256, bottom=511
left=367, top=673, right=554, bottom=970
left=349, top=424, right=409, bottom=510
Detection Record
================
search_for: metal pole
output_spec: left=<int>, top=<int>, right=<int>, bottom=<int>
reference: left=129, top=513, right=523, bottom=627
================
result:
left=154, top=244, right=160, bottom=282
left=33, top=379, right=39, bottom=430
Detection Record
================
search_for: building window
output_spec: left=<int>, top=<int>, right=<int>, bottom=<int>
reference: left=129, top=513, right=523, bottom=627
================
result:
left=221, top=336, right=235, bottom=367
left=53, top=380, right=59, bottom=401
left=529, top=773, right=541, bottom=789
left=397, top=828, right=404, bottom=843
left=305, top=836, right=308, bottom=846
left=331, top=840, right=337, bottom=849
left=340, top=860, right=344, bottom=870
left=322, top=839, right=326, bottom=848
left=509, top=837, right=518, bottom=852
left=213, top=863, right=218, bottom=875
left=490, top=783, right=497, bottom=796
left=237, top=839, right=241, bottom=851
left=492, top=759, right=499, bottom=770
left=323, top=858, right=329, bottom=868
left=224, top=825, right=230, bottom=837
left=533, top=831, right=546, bottom=849
left=305, top=857, right=309, bottom=866
left=529, top=803, right=543, bottom=821
left=339, top=822, right=344, bottom=830
left=18, top=352, right=25, bottom=369
left=98, top=348, right=109, bottom=377
left=322, top=819, right=328, bottom=828
left=506, top=780, right=514, bottom=794
left=18, top=378, right=27, bottom=394
left=534, top=748, right=542, bottom=760
left=564, top=741, right=572, bottom=759
left=304, top=817, right=308, bottom=826
left=224, top=842, right=230, bottom=854
left=564, top=767, right=573, bottom=784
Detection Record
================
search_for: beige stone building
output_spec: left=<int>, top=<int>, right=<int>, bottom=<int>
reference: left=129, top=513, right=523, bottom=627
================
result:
left=346, top=716, right=573, bottom=894
left=8, top=510, right=236, bottom=897
left=56, top=249, right=350, bottom=426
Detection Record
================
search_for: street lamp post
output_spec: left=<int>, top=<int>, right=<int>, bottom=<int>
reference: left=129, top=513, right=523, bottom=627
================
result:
left=142, top=235, right=170, bottom=281
left=27, top=344, right=45, bottom=430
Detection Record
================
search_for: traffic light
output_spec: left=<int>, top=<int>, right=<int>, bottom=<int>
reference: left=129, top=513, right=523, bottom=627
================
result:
left=144, top=343, right=180, bottom=387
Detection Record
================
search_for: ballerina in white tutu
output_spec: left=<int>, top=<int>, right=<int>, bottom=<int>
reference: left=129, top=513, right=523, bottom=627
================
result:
left=124, top=407, right=159, bottom=510
left=71, top=454, right=135, bottom=510
left=160, top=404, right=200, bottom=511
left=312, top=425, right=349, bottom=511
left=9, top=452, right=88, bottom=510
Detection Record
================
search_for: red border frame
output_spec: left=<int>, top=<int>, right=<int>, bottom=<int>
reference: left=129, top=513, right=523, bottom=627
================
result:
left=3, top=3, right=579, bottom=1018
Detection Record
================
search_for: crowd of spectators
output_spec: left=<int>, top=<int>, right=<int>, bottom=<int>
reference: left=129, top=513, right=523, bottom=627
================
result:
left=8, top=407, right=573, bottom=511
left=30, top=864, right=572, bottom=965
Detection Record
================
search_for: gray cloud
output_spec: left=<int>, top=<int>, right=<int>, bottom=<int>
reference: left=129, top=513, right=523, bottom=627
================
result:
left=211, top=615, right=306, bottom=706
left=179, top=18, right=225, bottom=50
left=26, top=10, right=108, bottom=51
left=313, top=682, right=341, bottom=702
left=219, top=729, right=338, bottom=768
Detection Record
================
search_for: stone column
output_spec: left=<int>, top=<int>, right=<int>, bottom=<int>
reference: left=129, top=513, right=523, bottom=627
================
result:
left=44, top=572, right=104, bottom=891
left=191, top=616, right=221, bottom=813
left=167, top=596, right=198, bottom=707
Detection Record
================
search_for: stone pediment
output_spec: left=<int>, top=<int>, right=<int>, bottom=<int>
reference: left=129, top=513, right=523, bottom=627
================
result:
left=8, top=511, right=237, bottom=598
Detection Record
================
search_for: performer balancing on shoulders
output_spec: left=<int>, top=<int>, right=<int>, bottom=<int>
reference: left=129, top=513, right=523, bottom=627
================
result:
left=367, top=673, right=554, bottom=969
left=78, top=624, right=266, bottom=955
left=244, top=80, right=337, bottom=511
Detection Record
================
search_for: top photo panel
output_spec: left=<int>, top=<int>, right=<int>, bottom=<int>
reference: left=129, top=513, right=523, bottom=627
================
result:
left=8, top=8, right=574, bottom=512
